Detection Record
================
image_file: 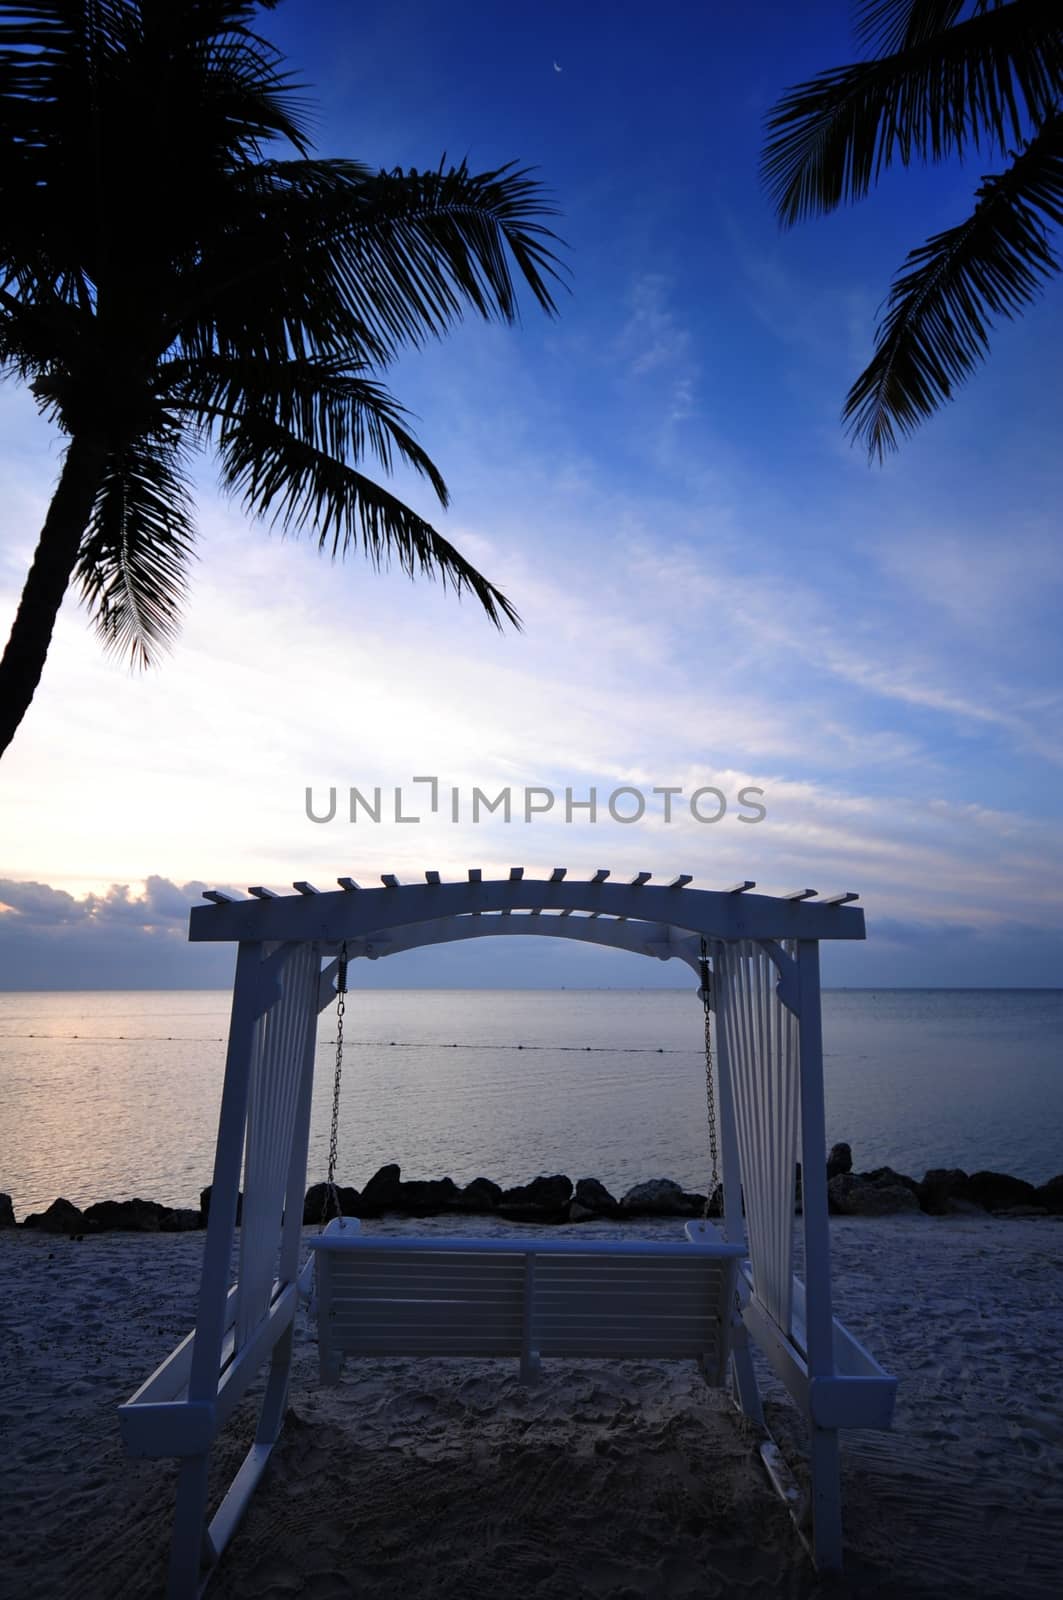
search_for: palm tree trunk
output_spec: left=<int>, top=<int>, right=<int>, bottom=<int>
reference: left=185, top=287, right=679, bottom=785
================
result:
left=0, top=433, right=110, bottom=759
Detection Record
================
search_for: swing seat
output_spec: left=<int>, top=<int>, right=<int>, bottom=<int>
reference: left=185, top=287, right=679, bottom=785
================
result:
left=309, top=1220, right=746, bottom=1385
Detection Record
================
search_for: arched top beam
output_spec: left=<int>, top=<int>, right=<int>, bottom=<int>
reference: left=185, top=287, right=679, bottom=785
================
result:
left=190, top=873, right=864, bottom=945
left=332, top=912, right=706, bottom=974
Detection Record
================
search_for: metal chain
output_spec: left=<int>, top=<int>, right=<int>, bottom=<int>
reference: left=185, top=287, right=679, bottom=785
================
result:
left=323, top=942, right=348, bottom=1228
left=699, top=938, right=720, bottom=1220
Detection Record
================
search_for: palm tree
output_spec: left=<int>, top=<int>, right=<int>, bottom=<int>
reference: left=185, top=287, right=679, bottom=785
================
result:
left=762, top=1, right=1063, bottom=459
left=0, top=1, right=562, bottom=758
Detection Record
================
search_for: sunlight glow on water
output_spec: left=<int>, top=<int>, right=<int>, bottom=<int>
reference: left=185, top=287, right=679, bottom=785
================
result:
left=0, top=988, right=1059, bottom=1213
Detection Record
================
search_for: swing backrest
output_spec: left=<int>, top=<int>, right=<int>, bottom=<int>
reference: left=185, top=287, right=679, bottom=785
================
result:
left=310, top=1225, right=745, bottom=1384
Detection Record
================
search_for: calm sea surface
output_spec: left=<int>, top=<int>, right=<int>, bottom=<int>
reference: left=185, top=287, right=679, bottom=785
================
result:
left=0, top=988, right=1060, bottom=1214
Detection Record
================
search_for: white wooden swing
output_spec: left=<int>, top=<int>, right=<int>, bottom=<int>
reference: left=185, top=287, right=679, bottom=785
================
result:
left=118, top=870, right=896, bottom=1597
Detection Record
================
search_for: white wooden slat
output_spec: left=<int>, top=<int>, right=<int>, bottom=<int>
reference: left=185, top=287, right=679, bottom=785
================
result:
left=337, top=877, right=360, bottom=891
left=669, top=874, right=693, bottom=888
left=237, top=943, right=319, bottom=1348
left=532, top=1264, right=721, bottom=1282
left=783, top=889, right=817, bottom=901
left=716, top=941, right=798, bottom=1336
left=539, top=1326, right=718, bottom=1345
left=822, top=892, right=858, bottom=905
left=381, top=873, right=399, bottom=888
left=328, top=1266, right=525, bottom=1284
left=534, top=1298, right=717, bottom=1318
left=590, top=868, right=610, bottom=883
left=725, top=880, right=755, bottom=894
left=329, top=1306, right=523, bottom=1331
left=468, top=868, right=482, bottom=882
left=292, top=881, right=319, bottom=895
left=329, top=1255, right=527, bottom=1272
left=328, top=1260, right=527, bottom=1280
left=327, top=1283, right=525, bottom=1304
left=311, top=1232, right=742, bottom=1260
left=332, top=1338, right=526, bottom=1356
left=203, top=889, right=239, bottom=904
left=509, top=866, right=524, bottom=880
left=549, top=866, right=567, bottom=881
left=248, top=887, right=278, bottom=899
left=630, top=871, right=651, bottom=886
left=533, top=1286, right=721, bottom=1310
left=425, top=870, right=441, bottom=884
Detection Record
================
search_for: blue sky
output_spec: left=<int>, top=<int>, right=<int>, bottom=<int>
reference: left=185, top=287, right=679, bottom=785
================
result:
left=0, top=0, right=1060, bottom=989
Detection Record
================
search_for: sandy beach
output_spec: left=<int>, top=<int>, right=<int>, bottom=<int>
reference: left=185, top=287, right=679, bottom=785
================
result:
left=2, top=1212, right=1061, bottom=1600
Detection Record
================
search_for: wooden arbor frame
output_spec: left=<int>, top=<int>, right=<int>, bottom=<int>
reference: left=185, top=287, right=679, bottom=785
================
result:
left=119, top=870, right=895, bottom=1596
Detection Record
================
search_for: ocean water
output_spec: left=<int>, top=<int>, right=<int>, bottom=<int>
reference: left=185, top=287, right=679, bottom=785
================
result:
left=0, top=988, right=1059, bottom=1216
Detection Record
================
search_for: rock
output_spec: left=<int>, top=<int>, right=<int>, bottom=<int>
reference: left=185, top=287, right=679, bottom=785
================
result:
left=23, top=1197, right=85, bottom=1233
left=498, top=1174, right=573, bottom=1223
left=303, top=1182, right=362, bottom=1224
left=862, top=1166, right=920, bottom=1195
left=962, top=1170, right=1039, bottom=1212
left=917, top=1168, right=969, bottom=1215
left=83, top=1198, right=170, bottom=1232
left=199, top=1185, right=243, bottom=1225
left=573, top=1177, right=620, bottom=1218
left=450, top=1177, right=502, bottom=1213
left=619, top=1179, right=701, bottom=1217
left=826, top=1142, right=852, bottom=1180
left=160, top=1208, right=203, bottom=1232
left=828, top=1174, right=920, bottom=1216
left=566, top=1201, right=598, bottom=1224
left=360, top=1163, right=402, bottom=1214
left=396, top=1177, right=460, bottom=1215
left=1035, top=1174, right=1063, bottom=1214
left=0, top=1193, right=15, bottom=1228
left=994, top=1205, right=1049, bottom=1219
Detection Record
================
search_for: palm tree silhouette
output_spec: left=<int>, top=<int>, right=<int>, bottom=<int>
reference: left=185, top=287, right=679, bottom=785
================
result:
left=763, top=1, right=1062, bottom=459
left=0, top=1, right=563, bottom=756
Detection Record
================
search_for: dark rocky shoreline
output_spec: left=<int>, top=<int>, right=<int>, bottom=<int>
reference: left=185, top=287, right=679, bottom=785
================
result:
left=3, top=1143, right=1061, bottom=1234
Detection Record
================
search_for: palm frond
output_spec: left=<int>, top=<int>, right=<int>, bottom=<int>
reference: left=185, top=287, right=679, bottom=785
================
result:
left=76, top=438, right=197, bottom=666
left=854, top=0, right=968, bottom=57
left=845, top=109, right=1063, bottom=457
left=218, top=415, right=518, bottom=628
left=763, top=0, right=1063, bottom=225
left=173, top=157, right=565, bottom=364
left=171, top=355, right=450, bottom=506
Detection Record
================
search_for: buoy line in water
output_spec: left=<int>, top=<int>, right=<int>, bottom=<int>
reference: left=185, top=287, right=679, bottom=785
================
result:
left=3, top=1033, right=693, bottom=1054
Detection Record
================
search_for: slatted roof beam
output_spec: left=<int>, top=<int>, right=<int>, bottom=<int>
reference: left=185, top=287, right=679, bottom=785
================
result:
left=381, top=874, right=399, bottom=888
left=293, top=881, right=319, bottom=895
left=670, top=874, right=693, bottom=889
left=590, top=868, right=610, bottom=883
left=425, top=870, right=441, bottom=885
left=337, top=877, right=360, bottom=892
left=726, top=880, right=755, bottom=894
left=190, top=876, right=867, bottom=942
left=248, top=886, right=278, bottom=899
left=822, top=892, right=859, bottom=905
left=784, top=889, right=817, bottom=901
left=631, top=872, right=651, bottom=886
left=550, top=867, right=567, bottom=882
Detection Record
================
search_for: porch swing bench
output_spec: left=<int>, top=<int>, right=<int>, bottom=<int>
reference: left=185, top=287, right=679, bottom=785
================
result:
left=118, top=871, right=896, bottom=1600
left=309, top=1222, right=746, bottom=1385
